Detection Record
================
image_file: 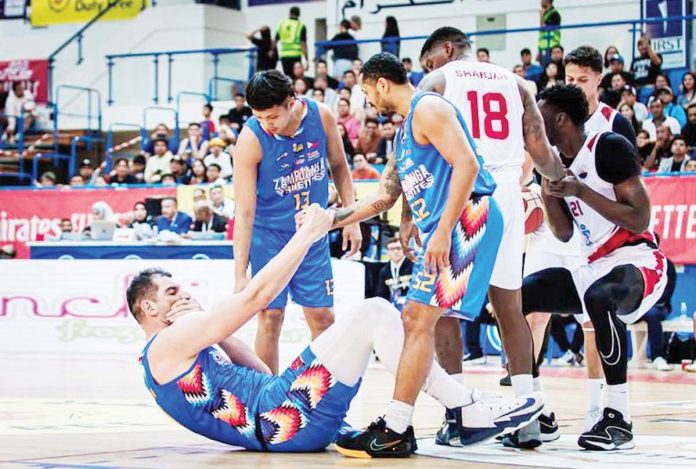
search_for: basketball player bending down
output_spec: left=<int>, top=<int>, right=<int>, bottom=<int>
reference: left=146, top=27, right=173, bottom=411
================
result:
left=524, top=85, right=667, bottom=450
left=129, top=204, right=542, bottom=455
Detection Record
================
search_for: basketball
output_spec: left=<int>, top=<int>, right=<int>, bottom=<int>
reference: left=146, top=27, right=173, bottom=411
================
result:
left=522, top=185, right=544, bottom=234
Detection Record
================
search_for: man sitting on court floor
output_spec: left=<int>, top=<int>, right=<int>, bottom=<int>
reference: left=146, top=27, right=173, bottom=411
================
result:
left=128, top=204, right=543, bottom=455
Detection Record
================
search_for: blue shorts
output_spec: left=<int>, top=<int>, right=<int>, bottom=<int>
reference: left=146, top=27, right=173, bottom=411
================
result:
left=257, top=347, right=361, bottom=452
left=250, top=226, right=334, bottom=309
left=407, top=196, right=503, bottom=320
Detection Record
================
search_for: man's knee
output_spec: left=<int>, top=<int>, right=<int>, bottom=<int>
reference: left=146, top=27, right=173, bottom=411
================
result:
left=258, top=308, right=285, bottom=335
left=526, top=312, right=550, bottom=330
left=402, top=302, right=440, bottom=336
left=583, top=283, right=612, bottom=321
left=304, top=307, right=335, bottom=332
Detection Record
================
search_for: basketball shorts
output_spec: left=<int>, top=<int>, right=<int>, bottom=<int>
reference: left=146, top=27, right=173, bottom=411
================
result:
left=250, top=225, right=334, bottom=309
left=489, top=170, right=525, bottom=290
left=407, top=195, right=503, bottom=320
left=256, top=347, right=361, bottom=452
left=571, top=244, right=668, bottom=325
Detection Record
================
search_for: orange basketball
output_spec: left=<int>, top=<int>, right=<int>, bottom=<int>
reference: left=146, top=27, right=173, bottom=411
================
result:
left=522, top=185, right=544, bottom=234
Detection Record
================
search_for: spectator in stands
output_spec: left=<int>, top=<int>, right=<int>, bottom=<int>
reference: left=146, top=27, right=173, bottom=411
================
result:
left=217, top=115, right=237, bottom=146
left=131, top=155, right=146, bottom=183
left=143, top=123, right=175, bottom=156
left=351, top=58, right=363, bottom=77
left=350, top=15, right=362, bottom=35
left=60, top=218, right=73, bottom=235
left=144, top=138, right=173, bottom=183
left=156, top=197, right=192, bottom=235
left=521, top=48, right=544, bottom=83
left=246, top=26, right=278, bottom=71
left=685, top=159, right=696, bottom=172
left=654, top=72, right=671, bottom=92
left=193, top=187, right=207, bottom=203
left=376, top=121, right=396, bottom=164
left=292, top=60, right=314, bottom=89
left=227, top=94, right=253, bottom=132
left=402, top=58, right=424, bottom=87
left=293, top=77, right=308, bottom=96
left=351, top=153, right=380, bottom=180
left=3, top=82, right=36, bottom=142
left=603, top=45, right=619, bottom=70
left=206, top=163, right=225, bottom=184
left=309, top=76, right=337, bottom=107
left=89, top=201, right=118, bottom=227
left=631, top=33, right=662, bottom=94
left=129, top=201, right=156, bottom=240
left=681, top=103, right=696, bottom=147
left=601, top=73, right=628, bottom=109
left=93, top=175, right=109, bottom=186
left=79, top=159, right=96, bottom=185
left=315, top=60, right=339, bottom=89
left=161, top=174, right=176, bottom=185
left=188, top=200, right=228, bottom=234
left=200, top=103, right=216, bottom=141
left=170, top=155, right=189, bottom=184
left=643, top=98, right=681, bottom=140
left=337, top=123, right=355, bottom=162
left=111, top=158, right=138, bottom=185
left=658, top=135, right=691, bottom=172
left=679, top=72, right=696, bottom=108
left=381, top=16, right=400, bottom=57
left=204, top=137, right=233, bottom=179
left=620, top=85, right=649, bottom=122
left=311, top=88, right=325, bottom=103
left=38, top=171, right=56, bottom=187
left=210, top=185, right=235, bottom=219
left=69, top=175, right=84, bottom=187
left=336, top=98, right=361, bottom=145
left=644, top=124, right=674, bottom=170
left=600, top=54, right=633, bottom=95
left=375, top=236, right=413, bottom=311
left=513, top=64, right=538, bottom=96
left=274, top=6, right=308, bottom=76
left=326, top=19, right=358, bottom=79
left=619, top=103, right=642, bottom=136
left=188, top=159, right=207, bottom=185
left=177, top=122, right=208, bottom=165
left=549, top=44, right=565, bottom=80
left=355, top=117, right=381, bottom=160
left=657, top=87, right=687, bottom=128
left=538, top=0, right=561, bottom=65
left=634, top=234, right=676, bottom=371
left=476, top=48, right=490, bottom=63
left=340, top=70, right=365, bottom=112
left=539, top=62, right=563, bottom=89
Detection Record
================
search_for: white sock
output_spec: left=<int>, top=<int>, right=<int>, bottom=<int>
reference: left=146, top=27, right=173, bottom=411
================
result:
left=510, top=374, right=533, bottom=398
left=423, top=367, right=475, bottom=409
left=533, top=377, right=552, bottom=417
left=606, top=383, right=630, bottom=422
left=450, top=372, right=464, bottom=384
left=384, top=400, right=414, bottom=434
left=588, top=378, right=605, bottom=411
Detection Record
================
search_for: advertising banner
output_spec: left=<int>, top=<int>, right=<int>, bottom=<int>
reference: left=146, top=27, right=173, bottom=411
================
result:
left=30, top=0, right=146, bottom=27
left=646, top=175, right=696, bottom=264
left=642, top=0, right=690, bottom=69
left=0, top=59, right=49, bottom=103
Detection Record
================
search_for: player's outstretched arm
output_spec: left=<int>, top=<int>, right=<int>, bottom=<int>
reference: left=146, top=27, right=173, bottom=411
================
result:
left=154, top=205, right=334, bottom=362
left=516, top=76, right=566, bottom=182
left=330, top=156, right=403, bottom=228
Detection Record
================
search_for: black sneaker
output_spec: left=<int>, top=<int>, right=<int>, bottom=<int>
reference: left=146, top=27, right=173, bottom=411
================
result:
left=501, top=420, right=542, bottom=449
left=578, top=408, right=634, bottom=451
left=335, top=417, right=415, bottom=458
left=499, top=374, right=511, bottom=387
left=539, top=412, right=560, bottom=442
left=435, top=407, right=462, bottom=447
left=575, top=352, right=585, bottom=366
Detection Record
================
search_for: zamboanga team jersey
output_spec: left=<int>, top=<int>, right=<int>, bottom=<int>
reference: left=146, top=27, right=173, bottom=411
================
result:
left=246, top=99, right=329, bottom=232
left=395, top=91, right=496, bottom=235
left=439, top=60, right=526, bottom=173
left=563, top=131, right=647, bottom=261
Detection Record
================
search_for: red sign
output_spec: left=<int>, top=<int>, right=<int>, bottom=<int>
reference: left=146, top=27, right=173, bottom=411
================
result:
left=0, top=187, right=175, bottom=258
left=0, top=59, right=50, bottom=103
left=645, top=175, right=696, bottom=264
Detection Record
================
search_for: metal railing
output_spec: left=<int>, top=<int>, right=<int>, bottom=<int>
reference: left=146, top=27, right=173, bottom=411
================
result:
left=105, top=123, right=144, bottom=173
left=105, top=46, right=257, bottom=106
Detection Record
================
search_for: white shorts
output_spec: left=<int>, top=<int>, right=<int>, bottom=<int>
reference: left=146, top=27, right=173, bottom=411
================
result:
left=524, top=222, right=584, bottom=277
left=489, top=169, right=524, bottom=290
left=571, top=244, right=668, bottom=325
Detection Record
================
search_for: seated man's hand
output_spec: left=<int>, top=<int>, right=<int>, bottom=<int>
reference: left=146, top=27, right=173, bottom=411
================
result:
left=295, top=204, right=335, bottom=242
left=166, top=299, right=204, bottom=324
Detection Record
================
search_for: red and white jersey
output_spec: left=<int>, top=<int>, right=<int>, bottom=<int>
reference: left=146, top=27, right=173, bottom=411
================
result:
left=585, top=102, right=618, bottom=134
left=440, top=60, right=525, bottom=174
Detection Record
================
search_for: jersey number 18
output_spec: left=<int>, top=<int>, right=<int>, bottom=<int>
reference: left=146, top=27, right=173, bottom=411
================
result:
left=466, top=91, right=509, bottom=140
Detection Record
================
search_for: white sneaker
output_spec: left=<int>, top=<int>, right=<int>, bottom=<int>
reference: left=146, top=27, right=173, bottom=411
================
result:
left=685, top=363, right=696, bottom=373
left=653, top=357, right=673, bottom=371
left=584, top=407, right=603, bottom=432
left=557, top=350, right=576, bottom=366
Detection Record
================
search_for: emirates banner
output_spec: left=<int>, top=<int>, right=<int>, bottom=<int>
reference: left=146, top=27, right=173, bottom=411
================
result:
left=646, top=175, right=696, bottom=264
left=0, top=59, right=49, bottom=103
left=0, top=186, right=175, bottom=258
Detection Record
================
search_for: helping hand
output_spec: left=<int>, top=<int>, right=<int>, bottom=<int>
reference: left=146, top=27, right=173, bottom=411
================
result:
left=166, top=298, right=204, bottom=324
left=295, top=204, right=335, bottom=242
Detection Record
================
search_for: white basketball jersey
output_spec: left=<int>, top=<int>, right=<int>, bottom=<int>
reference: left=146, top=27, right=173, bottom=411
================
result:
left=440, top=60, right=525, bottom=173
left=564, top=131, right=621, bottom=258
left=585, top=102, right=618, bottom=134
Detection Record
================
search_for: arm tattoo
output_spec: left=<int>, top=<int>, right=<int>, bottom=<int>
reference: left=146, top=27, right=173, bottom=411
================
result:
left=383, top=157, right=403, bottom=201
left=371, top=200, right=390, bottom=212
left=520, top=82, right=545, bottom=142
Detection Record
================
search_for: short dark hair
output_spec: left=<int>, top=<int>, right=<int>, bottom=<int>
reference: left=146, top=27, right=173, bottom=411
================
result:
left=61, top=217, right=72, bottom=224
left=687, top=102, right=696, bottom=112
left=234, top=92, right=245, bottom=99
left=162, top=196, right=178, bottom=205
left=420, top=26, right=470, bottom=60
left=126, top=268, right=172, bottom=323
left=402, top=57, right=412, bottom=64
left=521, top=48, right=532, bottom=55
left=340, top=19, right=351, bottom=29
left=245, top=70, right=294, bottom=111
left=551, top=45, right=564, bottom=53
left=312, top=88, right=325, bottom=97
left=153, top=138, right=168, bottom=146
left=564, top=46, right=602, bottom=74
left=364, top=117, right=378, bottom=126
left=477, top=47, right=490, bottom=55
left=361, top=53, right=408, bottom=85
left=338, top=97, right=351, bottom=107
left=343, top=70, right=356, bottom=78
left=203, top=103, right=213, bottom=112
left=188, top=122, right=201, bottom=129
left=11, top=81, right=22, bottom=92
left=290, top=6, right=300, bottom=17
left=207, top=163, right=222, bottom=171
left=671, top=134, right=687, bottom=146
left=387, top=236, right=400, bottom=246
left=114, top=157, right=129, bottom=167
left=133, top=155, right=147, bottom=165
left=317, top=59, right=327, bottom=66
left=539, top=85, right=589, bottom=127
left=160, top=173, right=176, bottom=183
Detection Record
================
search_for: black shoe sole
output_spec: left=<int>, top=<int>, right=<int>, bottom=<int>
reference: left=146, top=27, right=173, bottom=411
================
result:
left=335, top=445, right=413, bottom=458
left=577, top=436, right=635, bottom=451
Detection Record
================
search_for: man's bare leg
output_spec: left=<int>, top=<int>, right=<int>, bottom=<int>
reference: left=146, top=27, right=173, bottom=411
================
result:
left=584, top=325, right=605, bottom=429
left=435, top=316, right=464, bottom=376
left=255, top=308, right=285, bottom=374
left=303, top=306, right=335, bottom=339
left=527, top=313, right=552, bottom=361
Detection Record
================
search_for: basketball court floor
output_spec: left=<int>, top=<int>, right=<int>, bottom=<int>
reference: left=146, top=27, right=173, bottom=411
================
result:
left=2, top=353, right=695, bottom=468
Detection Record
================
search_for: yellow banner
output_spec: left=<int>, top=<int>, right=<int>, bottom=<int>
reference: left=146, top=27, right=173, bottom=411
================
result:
left=31, top=0, right=146, bottom=27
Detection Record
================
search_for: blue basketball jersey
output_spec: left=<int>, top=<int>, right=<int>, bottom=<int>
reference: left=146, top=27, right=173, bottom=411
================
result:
left=246, top=99, right=330, bottom=232
left=395, top=91, right=496, bottom=235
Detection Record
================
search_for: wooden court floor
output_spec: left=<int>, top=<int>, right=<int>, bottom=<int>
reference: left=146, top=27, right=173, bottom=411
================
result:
left=1, top=354, right=695, bottom=468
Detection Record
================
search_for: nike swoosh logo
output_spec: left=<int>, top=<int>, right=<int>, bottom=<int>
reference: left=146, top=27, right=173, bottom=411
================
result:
left=600, top=310, right=622, bottom=366
left=369, top=438, right=402, bottom=451
left=496, top=398, right=535, bottom=420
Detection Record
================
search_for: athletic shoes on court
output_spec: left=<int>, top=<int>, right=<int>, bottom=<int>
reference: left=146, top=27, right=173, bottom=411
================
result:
left=435, top=407, right=463, bottom=446
left=463, top=353, right=487, bottom=365
left=334, top=417, right=416, bottom=458
left=584, top=407, right=603, bottom=432
left=500, top=419, right=543, bottom=449
left=499, top=374, right=511, bottom=386
left=538, top=412, right=560, bottom=442
left=577, top=408, right=634, bottom=451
